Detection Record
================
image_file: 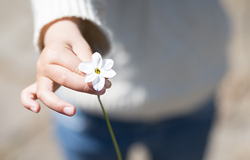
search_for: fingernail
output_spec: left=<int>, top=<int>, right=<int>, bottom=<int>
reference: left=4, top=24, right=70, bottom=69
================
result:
left=105, top=80, right=112, bottom=89
left=63, top=107, right=74, bottom=116
left=30, top=106, right=38, bottom=113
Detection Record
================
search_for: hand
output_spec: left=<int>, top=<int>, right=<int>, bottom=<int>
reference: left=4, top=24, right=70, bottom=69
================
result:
left=21, top=18, right=111, bottom=116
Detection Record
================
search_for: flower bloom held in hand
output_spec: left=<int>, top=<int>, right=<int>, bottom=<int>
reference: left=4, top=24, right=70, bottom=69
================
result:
left=79, top=52, right=121, bottom=160
left=78, top=52, right=116, bottom=91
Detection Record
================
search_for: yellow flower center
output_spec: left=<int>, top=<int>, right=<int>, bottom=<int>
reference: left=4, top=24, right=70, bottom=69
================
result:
left=95, top=68, right=101, bottom=74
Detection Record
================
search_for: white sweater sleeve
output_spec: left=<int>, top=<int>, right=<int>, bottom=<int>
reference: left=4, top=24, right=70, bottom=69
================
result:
left=31, top=0, right=110, bottom=54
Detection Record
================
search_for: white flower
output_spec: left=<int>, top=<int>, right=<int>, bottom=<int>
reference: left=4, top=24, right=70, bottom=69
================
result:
left=78, top=52, right=116, bottom=91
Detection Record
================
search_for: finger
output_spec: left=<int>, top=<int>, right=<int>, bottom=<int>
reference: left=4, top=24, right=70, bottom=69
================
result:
left=71, top=37, right=93, bottom=62
left=105, top=79, right=112, bottom=89
left=42, top=46, right=85, bottom=76
left=44, top=64, right=106, bottom=95
left=21, top=82, right=41, bottom=113
left=37, top=76, right=76, bottom=116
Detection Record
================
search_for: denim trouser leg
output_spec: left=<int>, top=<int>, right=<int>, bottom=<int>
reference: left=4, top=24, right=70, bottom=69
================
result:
left=53, top=97, right=215, bottom=160
left=54, top=109, right=131, bottom=160
left=140, top=99, right=215, bottom=160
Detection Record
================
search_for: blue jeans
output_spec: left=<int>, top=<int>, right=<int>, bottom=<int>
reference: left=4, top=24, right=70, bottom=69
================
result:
left=53, top=97, right=215, bottom=160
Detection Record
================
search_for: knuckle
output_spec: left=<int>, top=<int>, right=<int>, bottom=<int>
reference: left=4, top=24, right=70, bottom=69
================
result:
left=58, top=73, right=69, bottom=85
left=84, top=46, right=92, bottom=53
left=36, top=90, right=44, bottom=100
left=37, top=44, right=64, bottom=73
left=36, top=58, right=44, bottom=72
left=43, top=43, right=60, bottom=54
left=41, top=44, right=62, bottom=63
left=20, top=88, right=29, bottom=100
left=74, top=66, right=83, bottom=76
left=20, top=90, right=27, bottom=105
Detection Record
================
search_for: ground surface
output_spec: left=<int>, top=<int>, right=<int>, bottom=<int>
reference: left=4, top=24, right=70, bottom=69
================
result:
left=0, top=0, right=250, bottom=160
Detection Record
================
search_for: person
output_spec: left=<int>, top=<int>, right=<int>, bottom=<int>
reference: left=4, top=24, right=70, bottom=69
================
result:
left=21, top=0, right=230, bottom=159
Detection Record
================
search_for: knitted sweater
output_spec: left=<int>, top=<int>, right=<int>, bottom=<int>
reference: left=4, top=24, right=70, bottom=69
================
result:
left=31, top=0, right=229, bottom=122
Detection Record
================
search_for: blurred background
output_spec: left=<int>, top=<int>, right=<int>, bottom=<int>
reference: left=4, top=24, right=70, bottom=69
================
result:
left=0, top=0, right=250, bottom=160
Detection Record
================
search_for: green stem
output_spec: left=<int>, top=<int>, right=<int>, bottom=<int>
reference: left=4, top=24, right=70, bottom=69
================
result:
left=97, top=95, right=123, bottom=160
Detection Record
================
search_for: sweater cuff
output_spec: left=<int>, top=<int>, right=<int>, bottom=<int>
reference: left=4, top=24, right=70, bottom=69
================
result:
left=31, top=0, right=110, bottom=54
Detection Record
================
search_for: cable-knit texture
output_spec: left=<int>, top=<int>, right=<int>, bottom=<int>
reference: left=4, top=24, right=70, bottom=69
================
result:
left=31, top=0, right=103, bottom=52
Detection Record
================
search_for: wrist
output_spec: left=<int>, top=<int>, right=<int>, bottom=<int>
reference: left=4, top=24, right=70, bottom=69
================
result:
left=42, top=17, right=83, bottom=46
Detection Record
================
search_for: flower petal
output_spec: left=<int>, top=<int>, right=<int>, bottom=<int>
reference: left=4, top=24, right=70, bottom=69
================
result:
left=101, top=59, right=114, bottom=70
left=92, top=52, right=102, bottom=69
left=84, top=73, right=98, bottom=82
left=78, top=62, right=94, bottom=74
left=92, top=75, right=105, bottom=91
left=100, top=69, right=116, bottom=78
